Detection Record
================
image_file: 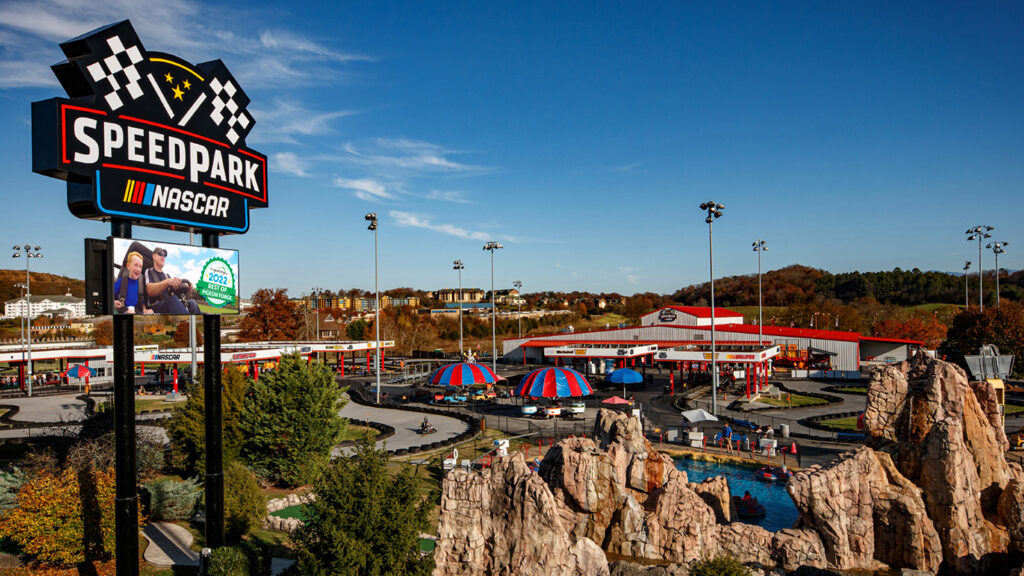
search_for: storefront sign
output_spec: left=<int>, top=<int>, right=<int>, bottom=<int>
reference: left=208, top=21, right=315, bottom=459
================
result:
left=32, top=20, right=267, bottom=233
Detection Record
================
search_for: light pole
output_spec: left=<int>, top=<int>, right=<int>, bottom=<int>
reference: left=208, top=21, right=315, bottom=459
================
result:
left=753, top=239, right=766, bottom=394
left=513, top=280, right=523, bottom=337
left=967, top=226, right=992, bottom=312
left=312, top=286, right=321, bottom=342
left=988, top=242, right=1009, bottom=308
left=453, top=260, right=465, bottom=358
left=365, top=213, right=381, bottom=404
left=483, top=241, right=503, bottom=374
left=699, top=202, right=723, bottom=415
left=14, top=283, right=26, bottom=367
left=963, top=261, right=971, bottom=309
left=12, top=245, right=42, bottom=397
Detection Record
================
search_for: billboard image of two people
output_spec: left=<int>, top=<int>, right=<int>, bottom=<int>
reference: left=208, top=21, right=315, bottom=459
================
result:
left=111, top=238, right=240, bottom=315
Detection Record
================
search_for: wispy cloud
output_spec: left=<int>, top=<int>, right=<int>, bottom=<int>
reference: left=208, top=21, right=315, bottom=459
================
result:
left=426, top=190, right=472, bottom=204
left=0, top=0, right=370, bottom=90
left=615, top=160, right=648, bottom=172
left=390, top=210, right=505, bottom=242
left=273, top=152, right=309, bottom=177
left=619, top=267, right=640, bottom=285
left=341, top=139, right=483, bottom=173
left=335, top=178, right=396, bottom=201
left=248, top=100, right=357, bottom=144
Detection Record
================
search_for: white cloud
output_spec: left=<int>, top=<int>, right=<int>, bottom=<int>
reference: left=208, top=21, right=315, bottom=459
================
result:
left=334, top=178, right=395, bottom=201
left=390, top=210, right=494, bottom=241
left=0, top=0, right=369, bottom=89
left=426, top=190, right=472, bottom=204
left=273, top=152, right=310, bottom=177
left=619, top=267, right=640, bottom=285
left=341, top=139, right=482, bottom=173
left=245, top=100, right=357, bottom=144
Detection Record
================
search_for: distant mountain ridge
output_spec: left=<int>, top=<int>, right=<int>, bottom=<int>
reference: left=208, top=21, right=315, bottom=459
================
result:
left=0, top=270, right=84, bottom=303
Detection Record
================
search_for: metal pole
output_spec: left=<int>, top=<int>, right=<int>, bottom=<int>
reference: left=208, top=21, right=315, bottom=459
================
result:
left=965, top=262, right=970, bottom=309
left=710, top=219, right=717, bottom=415
left=314, top=287, right=320, bottom=343
left=979, top=236, right=984, bottom=312
left=491, top=248, right=496, bottom=373
left=459, top=268, right=463, bottom=357
left=189, top=232, right=197, bottom=391
left=514, top=280, right=523, bottom=338
left=203, top=231, right=225, bottom=549
left=25, top=255, right=32, bottom=397
left=995, top=251, right=1000, bottom=308
left=374, top=224, right=380, bottom=404
left=111, top=219, right=138, bottom=576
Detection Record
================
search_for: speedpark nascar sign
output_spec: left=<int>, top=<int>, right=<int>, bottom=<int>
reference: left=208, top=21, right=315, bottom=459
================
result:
left=32, top=20, right=267, bottom=234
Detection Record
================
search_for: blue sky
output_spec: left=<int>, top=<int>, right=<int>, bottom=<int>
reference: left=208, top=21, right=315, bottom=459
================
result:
left=1, top=1, right=1022, bottom=298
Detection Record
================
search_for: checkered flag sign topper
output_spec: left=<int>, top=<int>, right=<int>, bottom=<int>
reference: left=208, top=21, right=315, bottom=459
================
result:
left=85, top=35, right=146, bottom=111
left=208, top=77, right=252, bottom=145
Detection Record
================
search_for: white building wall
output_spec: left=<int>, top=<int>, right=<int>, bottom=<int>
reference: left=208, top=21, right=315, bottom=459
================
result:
left=503, top=325, right=862, bottom=371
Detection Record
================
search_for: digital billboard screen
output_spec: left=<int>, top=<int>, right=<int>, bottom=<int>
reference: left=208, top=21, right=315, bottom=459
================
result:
left=111, top=237, right=239, bottom=315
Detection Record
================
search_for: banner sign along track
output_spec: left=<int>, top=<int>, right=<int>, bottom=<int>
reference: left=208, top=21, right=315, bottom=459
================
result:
left=32, top=20, right=267, bottom=234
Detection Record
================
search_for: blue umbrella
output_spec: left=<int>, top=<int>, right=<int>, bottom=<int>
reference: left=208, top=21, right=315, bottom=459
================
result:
left=607, top=368, right=643, bottom=384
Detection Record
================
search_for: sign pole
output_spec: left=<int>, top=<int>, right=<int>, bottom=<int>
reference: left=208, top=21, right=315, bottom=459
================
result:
left=203, top=231, right=225, bottom=549
left=112, top=218, right=139, bottom=576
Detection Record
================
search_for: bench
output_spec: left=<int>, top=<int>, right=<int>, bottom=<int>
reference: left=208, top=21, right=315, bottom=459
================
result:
left=731, top=419, right=757, bottom=430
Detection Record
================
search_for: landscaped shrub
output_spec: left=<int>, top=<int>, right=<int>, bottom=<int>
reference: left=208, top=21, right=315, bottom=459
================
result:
left=143, top=476, right=202, bottom=521
left=0, top=467, right=123, bottom=565
left=689, top=554, right=752, bottom=576
left=207, top=541, right=271, bottom=576
left=224, top=461, right=266, bottom=543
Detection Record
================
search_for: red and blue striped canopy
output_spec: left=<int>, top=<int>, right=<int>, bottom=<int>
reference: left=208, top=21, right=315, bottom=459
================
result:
left=516, top=367, right=592, bottom=398
left=429, top=362, right=500, bottom=387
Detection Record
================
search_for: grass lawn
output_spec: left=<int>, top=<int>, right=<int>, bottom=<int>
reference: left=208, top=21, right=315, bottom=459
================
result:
left=589, top=313, right=628, bottom=326
left=818, top=416, right=861, bottom=431
left=271, top=504, right=307, bottom=521
left=339, top=425, right=379, bottom=443
left=136, top=397, right=184, bottom=413
left=758, top=393, right=829, bottom=408
left=834, top=386, right=867, bottom=394
left=1006, top=404, right=1024, bottom=416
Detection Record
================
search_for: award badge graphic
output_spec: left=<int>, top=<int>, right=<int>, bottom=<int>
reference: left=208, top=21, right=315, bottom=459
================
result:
left=196, top=257, right=238, bottom=309
left=32, top=20, right=268, bottom=233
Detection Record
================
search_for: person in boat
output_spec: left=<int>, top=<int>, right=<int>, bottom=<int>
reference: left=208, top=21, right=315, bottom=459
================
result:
left=741, top=490, right=753, bottom=504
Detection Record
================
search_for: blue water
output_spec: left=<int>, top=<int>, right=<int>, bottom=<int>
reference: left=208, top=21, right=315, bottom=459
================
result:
left=674, top=458, right=799, bottom=532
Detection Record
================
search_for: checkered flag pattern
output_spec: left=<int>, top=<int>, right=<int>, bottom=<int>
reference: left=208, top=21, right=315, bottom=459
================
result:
left=208, top=77, right=251, bottom=145
left=84, top=35, right=146, bottom=111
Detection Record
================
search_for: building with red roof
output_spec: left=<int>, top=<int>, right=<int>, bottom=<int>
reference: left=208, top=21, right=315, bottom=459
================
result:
left=502, top=306, right=922, bottom=376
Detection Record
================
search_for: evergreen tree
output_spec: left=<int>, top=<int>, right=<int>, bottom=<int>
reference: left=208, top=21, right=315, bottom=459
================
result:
left=290, top=438, right=434, bottom=576
left=240, top=354, right=347, bottom=486
left=166, top=365, right=251, bottom=476
left=224, top=461, right=267, bottom=543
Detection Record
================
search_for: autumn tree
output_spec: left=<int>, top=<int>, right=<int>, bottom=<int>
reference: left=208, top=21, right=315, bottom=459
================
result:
left=871, top=313, right=948, bottom=348
left=0, top=467, right=118, bottom=565
left=237, top=288, right=302, bottom=341
left=172, top=320, right=204, bottom=348
left=942, top=302, right=1024, bottom=377
left=93, top=320, right=113, bottom=346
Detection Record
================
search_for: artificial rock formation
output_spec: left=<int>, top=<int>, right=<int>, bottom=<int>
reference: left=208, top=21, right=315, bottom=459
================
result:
left=435, top=409, right=827, bottom=575
left=435, top=354, right=1023, bottom=575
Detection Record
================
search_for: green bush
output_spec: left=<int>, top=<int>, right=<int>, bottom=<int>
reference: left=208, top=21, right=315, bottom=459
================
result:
left=224, top=461, right=267, bottom=543
left=207, top=541, right=271, bottom=576
left=143, top=476, right=202, bottom=521
left=0, top=468, right=26, bottom=512
left=690, top=554, right=752, bottom=576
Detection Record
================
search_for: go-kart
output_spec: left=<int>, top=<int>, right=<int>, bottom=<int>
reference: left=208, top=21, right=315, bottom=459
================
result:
left=417, top=423, right=437, bottom=435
